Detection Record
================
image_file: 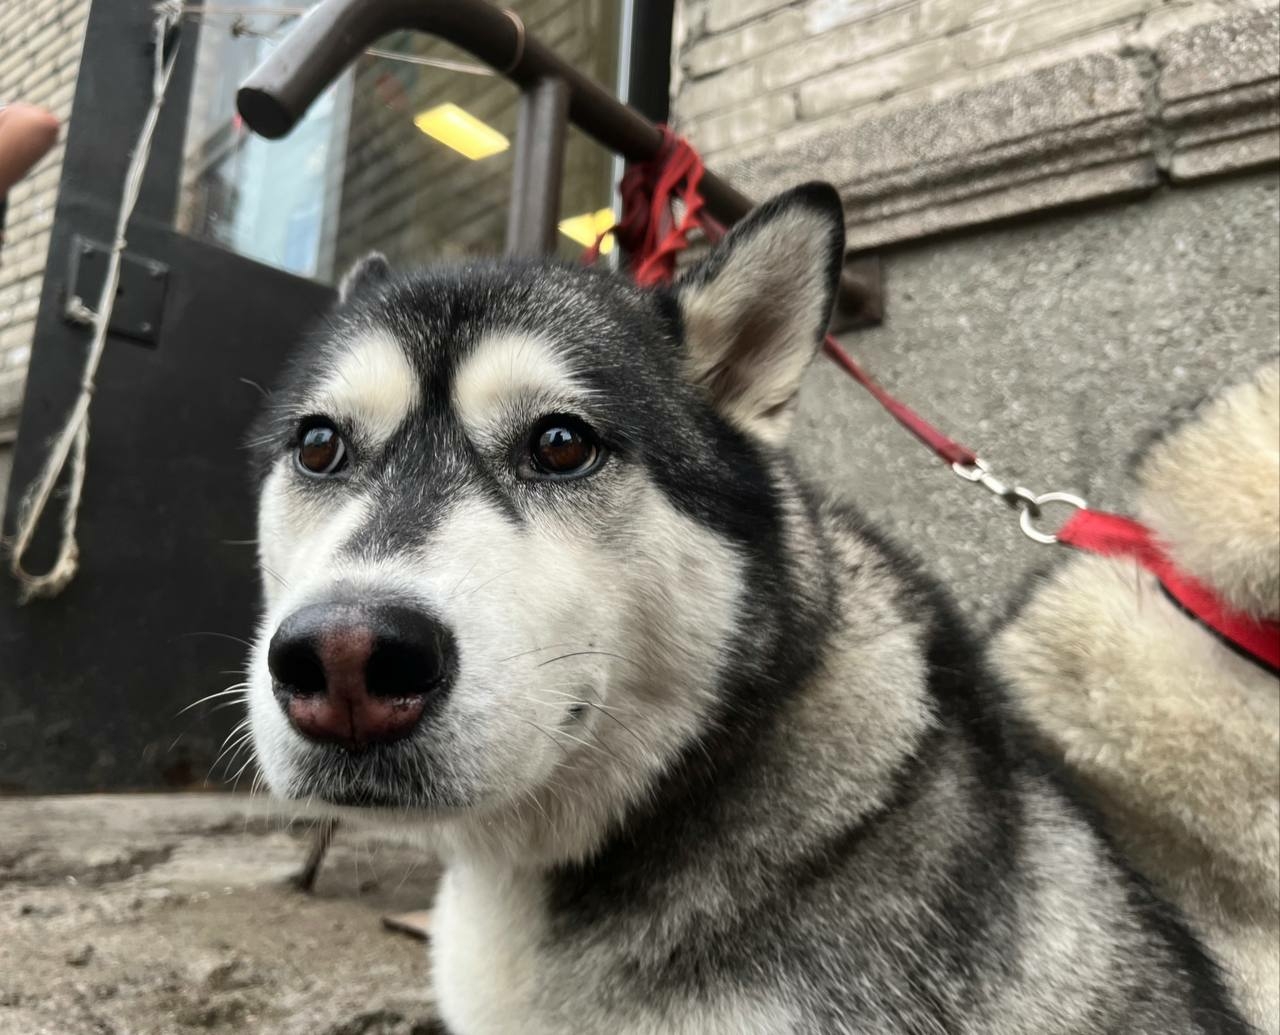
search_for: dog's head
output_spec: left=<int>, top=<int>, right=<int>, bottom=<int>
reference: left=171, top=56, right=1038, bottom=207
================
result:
left=246, top=184, right=844, bottom=859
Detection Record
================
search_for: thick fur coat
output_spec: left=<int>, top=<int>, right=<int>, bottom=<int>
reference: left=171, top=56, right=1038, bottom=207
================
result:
left=995, top=363, right=1280, bottom=1033
left=244, top=185, right=1250, bottom=1034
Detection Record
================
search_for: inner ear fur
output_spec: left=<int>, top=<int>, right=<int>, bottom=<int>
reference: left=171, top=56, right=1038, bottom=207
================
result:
left=675, top=182, right=846, bottom=444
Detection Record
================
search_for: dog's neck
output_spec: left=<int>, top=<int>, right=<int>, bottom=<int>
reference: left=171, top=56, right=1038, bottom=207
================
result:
left=434, top=473, right=938, bottom=878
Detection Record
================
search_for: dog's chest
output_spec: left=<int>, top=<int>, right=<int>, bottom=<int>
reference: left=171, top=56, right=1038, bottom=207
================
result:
left=431, top=865, right=552, bottom=1034
left=430, top=863, right=797, bottom=1035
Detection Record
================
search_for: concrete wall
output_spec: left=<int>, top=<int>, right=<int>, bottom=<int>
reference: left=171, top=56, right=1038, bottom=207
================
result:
left=792, top=171, right=1279, bottom=630
left=0, top=0, right=89, bottom=433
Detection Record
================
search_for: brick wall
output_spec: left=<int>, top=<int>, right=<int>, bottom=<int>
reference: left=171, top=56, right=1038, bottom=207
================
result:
left=672, top=0, right=1280, bottom=250
left=0, top=0, right=90, bottom=430
left=674, top=0, right=1273, bottom=163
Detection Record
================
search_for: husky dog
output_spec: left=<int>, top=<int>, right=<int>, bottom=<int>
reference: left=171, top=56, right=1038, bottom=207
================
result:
left=244, top=184, right=1247, bottom=1034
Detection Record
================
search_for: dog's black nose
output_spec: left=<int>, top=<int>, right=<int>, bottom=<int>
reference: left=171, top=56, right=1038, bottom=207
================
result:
left=267, top=602, right=455, bottom=749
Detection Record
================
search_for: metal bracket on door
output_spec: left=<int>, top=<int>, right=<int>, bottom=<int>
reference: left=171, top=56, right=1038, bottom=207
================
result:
left=63, top=234, right=169, bottom=348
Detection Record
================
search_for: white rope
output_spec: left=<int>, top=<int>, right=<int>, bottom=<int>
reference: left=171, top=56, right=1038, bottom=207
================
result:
left=6, top=3, right=183, bottom=601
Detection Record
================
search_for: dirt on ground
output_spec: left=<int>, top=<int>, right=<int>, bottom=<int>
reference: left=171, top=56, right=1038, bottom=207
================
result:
left=0, top=794, right=444, bottom=1035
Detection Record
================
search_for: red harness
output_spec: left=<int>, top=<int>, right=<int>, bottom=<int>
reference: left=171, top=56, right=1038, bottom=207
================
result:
left=589, top=127, right=1280, bottom=677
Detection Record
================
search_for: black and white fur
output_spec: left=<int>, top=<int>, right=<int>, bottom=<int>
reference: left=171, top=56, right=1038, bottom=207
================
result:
left=244, top=184, right=1249, bottom=1034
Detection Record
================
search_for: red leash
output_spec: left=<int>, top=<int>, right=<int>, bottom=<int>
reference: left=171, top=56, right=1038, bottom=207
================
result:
left=819, top=339, right=977, bottom=467
left=591, top=128, right=977, bottom=468
left=588, top=128, right=1280, bottom=674
left=597, top=132, right=713, bottom=287
left=1059, top=510, right=1280, bottom=675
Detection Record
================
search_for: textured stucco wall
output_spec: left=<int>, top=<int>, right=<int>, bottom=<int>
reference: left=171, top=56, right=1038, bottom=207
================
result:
left=793, top=171, right=1280, bottom=631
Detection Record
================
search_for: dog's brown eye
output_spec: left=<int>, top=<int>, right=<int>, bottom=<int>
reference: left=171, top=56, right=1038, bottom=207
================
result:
left=529, top=416, right=600, bottom=478
left=297, top=419, right=346, bottom=477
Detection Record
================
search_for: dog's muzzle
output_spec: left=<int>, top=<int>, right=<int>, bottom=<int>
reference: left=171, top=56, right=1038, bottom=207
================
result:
left=267, top=601, right=455, bottom=750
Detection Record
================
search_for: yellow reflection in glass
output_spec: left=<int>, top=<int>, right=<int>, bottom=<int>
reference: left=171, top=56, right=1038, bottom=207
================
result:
left=413, top=103, right=510, bottom=160
left=558, top=207, right=616, bottom=254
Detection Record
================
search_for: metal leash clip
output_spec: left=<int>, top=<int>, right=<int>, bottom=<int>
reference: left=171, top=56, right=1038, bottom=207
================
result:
left=951, top=459, right=1087, bottom=545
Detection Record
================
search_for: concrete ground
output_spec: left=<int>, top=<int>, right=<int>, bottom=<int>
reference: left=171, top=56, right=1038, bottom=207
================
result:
left=0, top=794, right=442, bottom=1035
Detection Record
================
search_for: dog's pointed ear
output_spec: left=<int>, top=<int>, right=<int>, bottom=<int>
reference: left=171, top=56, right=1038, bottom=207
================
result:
left=674, top=183, right=844, bottom=444
left=337, top=251, right=391, bottom=304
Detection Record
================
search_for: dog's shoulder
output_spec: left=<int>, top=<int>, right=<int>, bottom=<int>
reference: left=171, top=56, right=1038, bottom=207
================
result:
left=812, top=490, right=1021, bottom=753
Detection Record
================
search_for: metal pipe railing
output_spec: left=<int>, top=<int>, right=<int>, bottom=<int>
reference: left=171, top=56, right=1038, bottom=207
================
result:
left=505, top=76, right=570, bottom=257
left=236, top=0, right=878, bottom=321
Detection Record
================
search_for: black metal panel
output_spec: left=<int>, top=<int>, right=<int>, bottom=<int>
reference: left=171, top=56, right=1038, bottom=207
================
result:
left=58, top=0, right=200, bottom=228
left=1, top=210, right=333, bottom=792
left=0, top=0, right=335, bottom=792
